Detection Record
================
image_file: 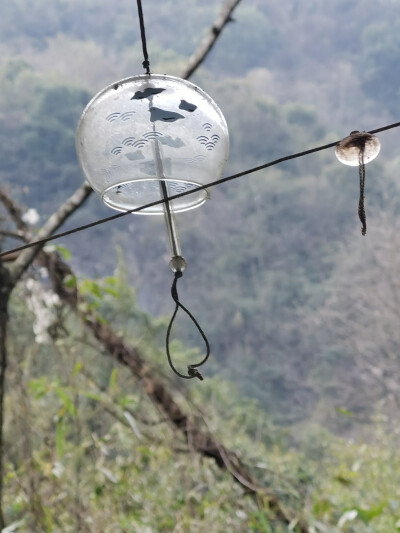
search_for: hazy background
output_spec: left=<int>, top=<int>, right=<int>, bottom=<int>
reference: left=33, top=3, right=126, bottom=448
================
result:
left=2, top=0, right=400, bottom=427
left=2, top=3, right=400, bottom=529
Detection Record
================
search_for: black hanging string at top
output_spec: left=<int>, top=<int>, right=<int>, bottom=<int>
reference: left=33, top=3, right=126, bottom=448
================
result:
left=166, top=271, right=210, bottom=381
left=1, top=120, right=400, bottom=259
left=136, top=0, right=151, bottom=74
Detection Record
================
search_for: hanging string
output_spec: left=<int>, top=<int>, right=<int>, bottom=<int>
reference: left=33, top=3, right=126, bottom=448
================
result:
left=166, top=271, right=210, bottom=380
left=358, top=149, right=367, bottom=236
left=136, top=0, right=151, bottom=74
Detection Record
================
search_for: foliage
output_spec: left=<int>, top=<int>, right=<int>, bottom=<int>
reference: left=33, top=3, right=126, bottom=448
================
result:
left=4, top=282, right=275, bottom=532
left=5, top=278, right=400, bottom=532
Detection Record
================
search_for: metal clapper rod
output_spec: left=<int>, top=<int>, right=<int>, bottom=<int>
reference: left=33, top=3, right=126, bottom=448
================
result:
left=153, top=140, right=185, bottom=272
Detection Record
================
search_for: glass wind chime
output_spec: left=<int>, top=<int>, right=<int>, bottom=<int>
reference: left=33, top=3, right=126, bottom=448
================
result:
left=75, top=2, right=229, bottom=380
left=335, top=131, right=380, bottom=235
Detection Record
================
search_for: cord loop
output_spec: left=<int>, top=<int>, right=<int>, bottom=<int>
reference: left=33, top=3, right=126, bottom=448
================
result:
left=166, top=271, right=210, bottom=381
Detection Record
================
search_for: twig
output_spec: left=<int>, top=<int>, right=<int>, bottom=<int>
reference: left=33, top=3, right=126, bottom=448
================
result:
left=0, top=230, right=25, bottom=240
left=180, top=0, right=242, bottom=80
left=0, top=190, right=27, bottom=232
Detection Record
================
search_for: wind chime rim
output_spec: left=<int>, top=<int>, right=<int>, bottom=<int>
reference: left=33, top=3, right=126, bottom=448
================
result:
left=101, top=178, right=210, bottom=215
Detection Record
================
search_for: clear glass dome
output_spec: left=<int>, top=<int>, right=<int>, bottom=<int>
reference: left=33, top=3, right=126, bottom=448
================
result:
left=76, top=74, right=229, bottom=215
left=335, top=131, right=380, bottom=167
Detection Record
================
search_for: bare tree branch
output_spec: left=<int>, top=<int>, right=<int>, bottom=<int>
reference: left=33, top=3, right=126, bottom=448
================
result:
left=0, top=189, right=27, bottom=233
left=180, top=0, right=242, bottom=80
left=0, top=264, right=11, bottom=530
left=0, top=230, right=24, bottom=240
left=7, top=183, right=92, bottom=283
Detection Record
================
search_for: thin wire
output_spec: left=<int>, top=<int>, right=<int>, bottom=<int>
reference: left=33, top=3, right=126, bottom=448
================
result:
left=1, top=120, right=400, bottom=259
left=369, top=121, right=400, bottom=134
left=166, top=271, right=210, bottom=381
left=136, top=0, right=151, bottom=74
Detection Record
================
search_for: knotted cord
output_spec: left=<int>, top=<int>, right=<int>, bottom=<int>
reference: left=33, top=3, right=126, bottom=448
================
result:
left=358, top=149, right=366, bottom=236
left=166, top=271, right=210, bottom=381
left=136, top=0, right=151, bottom=74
